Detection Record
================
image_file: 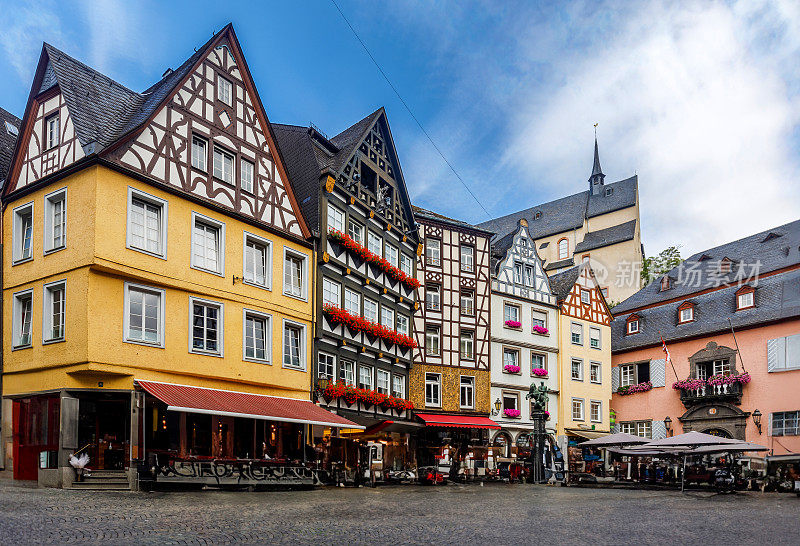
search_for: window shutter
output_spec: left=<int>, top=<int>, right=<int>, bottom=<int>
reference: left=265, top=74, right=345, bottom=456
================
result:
left=767, top=337, right=786, bottom=372
left=786, top=333, right=800, bottom=369
left=650, top=359, right=666, bottom=387
left=768, top=412, right=773, bottom=437
left=611, top=367, right=620, bottom=391
left=613, top=423, right=620, bottom=434
left=651, top=420, right=667, bottom=440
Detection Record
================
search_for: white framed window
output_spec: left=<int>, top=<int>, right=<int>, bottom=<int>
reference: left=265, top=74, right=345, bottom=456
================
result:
left=396, top=314, right=409, bottom=336
left=620, top=364, right=635, bottom=387
left=590, top=327, right=601, bottom=349
left=12, top=289, right=33, bottom=349
left=503, top=391, right=519, bottom=411
left=581, top=289, right=590, bottom=304
left=283, top=248, right=308, bottom=300
left=504, top=303, right=520, bottom=323
left=571, top=358, right=583, bottom=381
left=359, top=365, right=374, bottom=390
left=46, top=113, right=60, bottom=149
left=318, top=352, right=335, bottom=380
left=524, top=265, right=535, bottom=287
left=380, top=305, right=395, bottom=329
left=340, top=360, right=355, bottom=385
left=191, top=212, right=225, bottom=275
left=460, top=245, right=474, bottom=272
left=737, top=291, right=754, bottom=310
left=12, top=201, right=34, bottom=264
left=771, top=411, right=800, bottom=436
left=392, top=375, right=405, bottom=399
left=190, top=297, right=223, bottom=356
left=367, top=231, right=382, bottom=255
left=385, top=244, right=398, bottom=267
left=282, top=319, right=306, bottom=369
left=532, top=310, right=547, bottom=330
left=513, top=262, right=523, bottom=284
left=636, top=421, right=652, bottom=438
left=425, top=373, right=441, bottom=407
left=376, top=369, right=390, bottom=394
left=327, top=203, right=345, bottom=233
left=191, top=135, right=207, bottom=171
left=363, top=298, right=378, bottom=323
left=243, top=232, right=271, bottom=289
left=127, top=188, right=168, bottom=259
left=348, top=220, right=364, bottom=244
left=503, top=347, right=520, bottom=369
left=460, top=290, right=475, bottom=316
left=590, top=361, right=601, bottom=383
left=213, top=146, right=235, bottom=184
left=460, top=376, right=475, bottom=408
left=44, top=187, right=66, bottom=253
left=243, top=309, right=270, bottom=363
left=627, top=319, right=639, bottom=334
left=217, top=75, right=233, bottom=106
left=571, top=322, right=583, bottom=345
left=322, top=277, right=341, bottom=307
left=42, top=280, right=66, bottom=343
left=619, top=423, right=634, bottom=435
left=460, top=330, right=474, bottom=359
left=558, top=238, right=569, bottom=259
left=679, top=306, right=694, bottom=323
left=400, top=254, right=413, bottom=276
left=426, top=284, right=441, bottom=311
left=344, top=287, right=360, bottom=316
left=531, top=353, right=546, bottom=374
left=426, top=238, right=441, bottom=266
left=124, top=283, right=165, bottom=347
left=240, top=159, right=255, bottom=194
left=572, top=398, right=584, bottom=421
left=590, top=400, right=602, bottom=423
left=425, top=326, right=440, bottom=356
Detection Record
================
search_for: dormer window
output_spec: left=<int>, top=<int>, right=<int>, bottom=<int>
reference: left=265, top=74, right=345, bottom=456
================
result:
left=605, top=187, right=613, bottom=197
left=720, top=258, right=732, bottom=274
left=678, top=302, right=694, bottom=324
left=46, top=113, right=60, bottom=150
left=626, top=317, right=640, bottom=334
left=660, top=277, right=671, bottom=291
left=534, top=211, right=542, bottom=220
left=736, top=286, right=755, bottom=310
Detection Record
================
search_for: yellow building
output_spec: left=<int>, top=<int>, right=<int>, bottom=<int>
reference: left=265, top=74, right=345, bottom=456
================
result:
left=548, top=264, right=613, bottom=468
left=2, top=25, right=356, bottom=489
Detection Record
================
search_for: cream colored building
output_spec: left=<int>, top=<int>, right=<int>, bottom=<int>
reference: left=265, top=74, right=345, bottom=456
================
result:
left=477, top=139, right=643, bottom=306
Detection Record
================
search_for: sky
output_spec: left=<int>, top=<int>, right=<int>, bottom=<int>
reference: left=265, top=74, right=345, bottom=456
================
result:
left=1, top=0, right=799, bottom=257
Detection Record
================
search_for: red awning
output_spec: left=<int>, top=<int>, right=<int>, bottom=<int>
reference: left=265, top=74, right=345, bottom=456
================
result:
left=136, top=380, right=363, bottom=429
left=416, top=413, right=501, bottom=430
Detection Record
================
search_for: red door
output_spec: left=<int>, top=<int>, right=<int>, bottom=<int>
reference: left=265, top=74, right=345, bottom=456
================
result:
left=12, top=400, right=39, bottom=481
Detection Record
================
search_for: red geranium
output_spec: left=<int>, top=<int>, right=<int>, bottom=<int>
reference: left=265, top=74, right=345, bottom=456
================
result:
left=322, top=304, right=418, bottom=349
left=328, top=229, right=421, bottom=290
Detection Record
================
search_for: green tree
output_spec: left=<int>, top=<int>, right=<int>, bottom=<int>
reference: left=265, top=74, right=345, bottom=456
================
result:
left=641, top=245, right=682, bottom=284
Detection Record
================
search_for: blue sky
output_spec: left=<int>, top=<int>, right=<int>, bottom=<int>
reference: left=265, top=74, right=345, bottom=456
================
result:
left=1, top=0, right=799, bottom=256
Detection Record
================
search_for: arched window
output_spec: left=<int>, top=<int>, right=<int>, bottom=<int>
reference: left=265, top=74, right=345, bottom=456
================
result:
left=557, top=238, right=569, bottom=260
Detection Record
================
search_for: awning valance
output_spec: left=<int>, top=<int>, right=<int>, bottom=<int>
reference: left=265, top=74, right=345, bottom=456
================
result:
left=416, top=413, right=501, bottom=430
left=565, top=428, right=611, bottom=440
left=136, top=380, right=363, bottom=429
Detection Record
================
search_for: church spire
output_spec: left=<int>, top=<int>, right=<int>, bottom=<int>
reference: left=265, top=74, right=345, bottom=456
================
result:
left=589, top=130, right=605, bottom=194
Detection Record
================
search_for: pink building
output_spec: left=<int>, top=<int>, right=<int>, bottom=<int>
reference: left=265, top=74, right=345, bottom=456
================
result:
left=610, top=220, right=800, bottom=455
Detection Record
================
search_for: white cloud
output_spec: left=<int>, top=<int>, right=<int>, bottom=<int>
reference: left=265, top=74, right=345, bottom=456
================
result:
left=81, top=0, right=150, bottom=76
left=0, top=1, right=70, bottom=83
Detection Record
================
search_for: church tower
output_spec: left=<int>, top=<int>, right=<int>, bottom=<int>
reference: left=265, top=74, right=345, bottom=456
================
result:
left=589, top=137, right=605, bottom=195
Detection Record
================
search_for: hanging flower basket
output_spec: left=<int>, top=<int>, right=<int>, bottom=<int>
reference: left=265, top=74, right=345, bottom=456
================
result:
left=532, top=325, right=549, bottom=335
left=532, top=368, right=548, bottom=377
left=672, top=378, right=707, bottom=390
left=328, top=229, right=421, bottom=290
left=617, top=381, right=652, bottom=395
left=708, top=372, right=751, bottom=386
left=504, top=409, right=521, bottom=418
left=322, top=304, right=417, bottom=349
left=504, top=364, right=521, bottom=374
left=504, top=320, right=522, bottom=329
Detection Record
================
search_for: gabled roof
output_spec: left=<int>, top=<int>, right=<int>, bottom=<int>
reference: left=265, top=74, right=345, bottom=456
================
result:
left=329, top=108, right=382, bottom=172
left=575, top=219, right=637, bottom=253
left=548, top=265, right=582, bottom=302
left=544, top=257, right=575, bottom=271
left=0, top=107, right=21, bottom=187
left=412, top=205, right=494, bottom=235
left=476, top=175, right=638, bottom=242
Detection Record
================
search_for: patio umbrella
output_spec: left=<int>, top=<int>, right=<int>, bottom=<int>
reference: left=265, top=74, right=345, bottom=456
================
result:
left=578, top=432, right=651, bottom=448
left=691, top=441, right=768, bottom=454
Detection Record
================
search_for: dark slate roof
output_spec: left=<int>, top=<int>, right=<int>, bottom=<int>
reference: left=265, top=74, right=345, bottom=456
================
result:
left=412, top=205, right=494, bottom=234
left=0, top=107, right=21, bottom=186
left=544, top=257, right=575, bottom=271
left=270, top=123, right=323, bottom=232
left=548, top=265, right=582, bottom=301
left=591, top=138, right=603, bottom=177
left=575, top=219, right=637, bottom=253
left=611, top=218, right=800, bottom=352
left=613, top=218, right=800, bottom=315
left=476, top=175, right=638, bottom=242
left=329, top=108, right=382, bottom=172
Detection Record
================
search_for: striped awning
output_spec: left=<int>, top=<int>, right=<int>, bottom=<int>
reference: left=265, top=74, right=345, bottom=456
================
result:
left=136, top=380, right=363, bottom=429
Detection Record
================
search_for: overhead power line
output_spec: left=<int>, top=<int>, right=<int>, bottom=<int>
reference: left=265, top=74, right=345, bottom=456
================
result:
left=330, top=0, right=492, bottom=220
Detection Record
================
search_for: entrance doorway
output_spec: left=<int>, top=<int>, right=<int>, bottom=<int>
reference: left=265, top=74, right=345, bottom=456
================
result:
left=77, top=394, right=130, bottom=470
left=703, top=428, right=733, bottom=439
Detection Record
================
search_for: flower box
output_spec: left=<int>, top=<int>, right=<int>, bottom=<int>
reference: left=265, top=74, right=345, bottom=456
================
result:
left=503, top=364, right=521, bottom=374
left=322, top=304, right=417, bottom=349
left=532, top=368, right=548, bottom=377
left=321, top=381, right=414, bottom=411
left=503, top=409, right=521, bottom=418
left=328, top=229, right=421, bottom=290
left=532, top=325, right=549, bottom=335
left=504, top=320, right=522, bottom=329
left=616, top=381, right=652, bottom=395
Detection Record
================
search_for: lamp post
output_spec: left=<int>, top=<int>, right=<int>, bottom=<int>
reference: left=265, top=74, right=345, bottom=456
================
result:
left=664, top=416, right=672, bottom=437
left=752, top=409, right=762, bottom=434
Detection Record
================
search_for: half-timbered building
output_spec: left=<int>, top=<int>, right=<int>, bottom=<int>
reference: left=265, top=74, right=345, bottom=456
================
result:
left=410, top=206, right=497, bottom=477
left=548, top=263, right=613, bottom=471
left=489, top=219, right=560, bottom=462
left=1, top=25, right=361, bottom=489
left=272, top=109, right=420, bottom=480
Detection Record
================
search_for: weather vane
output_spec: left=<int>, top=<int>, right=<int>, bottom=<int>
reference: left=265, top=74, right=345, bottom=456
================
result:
left=594, top=122, right=598, bottom=137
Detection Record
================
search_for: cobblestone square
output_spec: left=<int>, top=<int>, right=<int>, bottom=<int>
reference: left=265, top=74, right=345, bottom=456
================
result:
left=0, top=480, right=798, bottom=545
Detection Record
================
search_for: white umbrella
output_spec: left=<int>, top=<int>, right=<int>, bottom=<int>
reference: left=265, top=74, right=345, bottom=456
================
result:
left=578, top=432, right=651, bottom=448
left=691, top=441, right=768, bottom=454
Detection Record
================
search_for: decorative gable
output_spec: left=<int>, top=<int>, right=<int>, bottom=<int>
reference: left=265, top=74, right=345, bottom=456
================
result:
left=560, top=265, right=611, bottom=325
left=492, top=223, right=555, bottom=305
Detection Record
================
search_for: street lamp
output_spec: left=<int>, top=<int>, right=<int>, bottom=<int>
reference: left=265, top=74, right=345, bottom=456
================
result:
left=664, top=416, right=672, bottom=436
left=492, top=398, right=502, bottom=416
left=752, top=409, right=762, bottom=434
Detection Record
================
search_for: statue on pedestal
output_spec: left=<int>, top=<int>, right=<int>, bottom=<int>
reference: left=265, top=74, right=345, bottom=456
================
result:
left=526, top=381, right=549, bottom=412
